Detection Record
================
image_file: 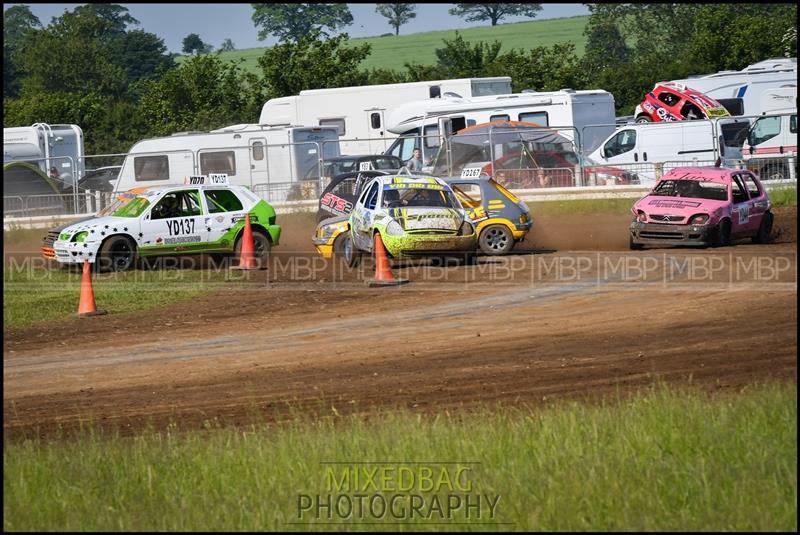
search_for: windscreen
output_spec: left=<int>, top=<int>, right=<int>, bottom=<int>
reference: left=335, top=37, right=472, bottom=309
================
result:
left=653, top=179, right=727, bottom=201
left=382, top=184, right=458, bottom=209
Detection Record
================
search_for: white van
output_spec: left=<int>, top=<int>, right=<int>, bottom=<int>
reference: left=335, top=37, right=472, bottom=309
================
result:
left=384, top=89, right=616, bottom=164
left=587, top=121, right=723, bottom=181
left=114, top=124, right=341, bottom=198
left=741, top=110, right=797, bottom=180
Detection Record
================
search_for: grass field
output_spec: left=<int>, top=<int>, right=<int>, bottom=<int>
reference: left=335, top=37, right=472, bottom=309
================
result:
left=184, top=16, right=590, bottom=74
left=3, top=383, right=796, bottom=531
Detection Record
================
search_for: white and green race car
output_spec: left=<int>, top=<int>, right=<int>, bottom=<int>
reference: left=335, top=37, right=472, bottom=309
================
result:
left=50, top=177, right=281, bottom=271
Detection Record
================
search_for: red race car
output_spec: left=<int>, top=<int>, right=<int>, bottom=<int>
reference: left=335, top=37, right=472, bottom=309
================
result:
left=634, top=82, right=731, bottom=123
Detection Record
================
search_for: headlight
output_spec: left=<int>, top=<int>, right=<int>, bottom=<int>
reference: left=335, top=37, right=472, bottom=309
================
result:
left=636, top=210, right=647, bottom=222
left=72, top=231, right=88, bottom=242
left=59, top=232, right=71, bottom=241
left=689, top=214, right=709, bottom=225
left=458, top=220, right=474, bottom=236
left=386, top=219, right=405, bottom=236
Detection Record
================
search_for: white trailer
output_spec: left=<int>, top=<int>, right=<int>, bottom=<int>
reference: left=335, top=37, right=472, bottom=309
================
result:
left=668, top=57, right=797, bottom=117
left=3, top=123, right=85, bottom=189
left=383, top=89, right=616, bottom=162
left=257, top=77, right=512, bottom=154
left=113, top=124, right=341, bottom=196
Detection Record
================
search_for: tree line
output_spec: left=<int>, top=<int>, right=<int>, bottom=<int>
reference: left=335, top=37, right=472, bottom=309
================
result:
left=3, top=3, right=795, bottom=158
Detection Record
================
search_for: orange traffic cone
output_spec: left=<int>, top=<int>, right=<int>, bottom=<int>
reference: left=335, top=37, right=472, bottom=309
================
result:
left=232, top=213, right=259, bottom=270
left=366, top=233, right=409, bottom=287
left=77, top=260, right=106, bottom=317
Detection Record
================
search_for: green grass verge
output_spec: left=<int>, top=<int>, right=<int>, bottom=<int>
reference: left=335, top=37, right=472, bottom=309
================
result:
left=183, top=16, right=590, bottom=75
left=2, top=263, right=235, bottom=330
left=3, top=383, right=796, bottom=531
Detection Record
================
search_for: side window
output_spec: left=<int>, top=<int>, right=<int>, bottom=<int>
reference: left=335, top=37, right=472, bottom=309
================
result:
left=370, top=113, right=381, bottom=129
left=134, top=155, right=169, bottom=182
left=451, top=183, right=482, bottom=208
left=603, top=130, right=636, bottom=158
left=204, top=189, right=244, bottom=214
left=252, top=141, right=264, bottom=161
left=200, top=151, right=236, bottom=176
left=357, top=180, right=376, bottom=206
left=658, top=92, right=680, bottom=106
left=740, top=173, right=761, bottom=198
left=319, top=118, right=346, bottom=136
left=424, top=124, right=440, bottom=149
left=387, top=134, right=418, bottom=161
left=332, top=178, right=356, bottom=197
left=490, top=114, right=510, bottom=123
left=518, top=112, right=548, bottom=126
left=365, top=182, right=380, bottom=210
left=749, top=116, right=781, bottom=146
left=731, top=175, right=749, bottom=204
left=151, top=190, right=202, bottom=220
left=429, top=85, right=441, bottom=98
left=790, top=115, right=797, bottom=134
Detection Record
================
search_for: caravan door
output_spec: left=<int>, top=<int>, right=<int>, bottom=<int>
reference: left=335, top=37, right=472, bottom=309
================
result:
left=366, top=109, right=387, bottom=153
left=249, top=138, right=269, bottom=188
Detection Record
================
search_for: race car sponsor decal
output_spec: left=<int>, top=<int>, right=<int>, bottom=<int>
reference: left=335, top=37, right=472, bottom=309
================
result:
left=164, top=235, right=202, bottom=245
left=737, top=204, right=749, bottom=225
left=390, top=208, right=459, bottom=230
left=231, top=214, right=259, bottom=223
left=166, top=218, right=196, bottom=236
left=647, top=199, right=702, bottom=208
left=320, top=192, right=353, bottom=214
left=467, top=206, right=489, bottom=222
left=385, top=182, right=445, bottom=190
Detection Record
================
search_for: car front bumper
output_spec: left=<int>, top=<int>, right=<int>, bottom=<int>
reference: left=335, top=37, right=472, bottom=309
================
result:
left=382, top=232, right=477, bottom=257
left=52, top=239, right=102, bottom=264
left=630, top=221, right=715, bottom=247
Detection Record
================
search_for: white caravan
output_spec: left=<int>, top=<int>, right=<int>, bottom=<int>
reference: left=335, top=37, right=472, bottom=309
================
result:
left=383, top=89, right=617, bottom=163
left=113, top=124, right=341, bottom=194
left=668, top=57, right=797, bottom=117
left=3, top=123, right=85, bottom=189
left=257, top=77, right=512, bottom=154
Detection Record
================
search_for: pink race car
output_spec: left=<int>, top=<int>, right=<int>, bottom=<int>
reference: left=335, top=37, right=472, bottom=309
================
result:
left=629, top=166, right=773, bottom=249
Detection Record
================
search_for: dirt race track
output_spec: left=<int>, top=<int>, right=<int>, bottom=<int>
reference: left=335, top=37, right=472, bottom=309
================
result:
left=4, top=208, right=798, bottom=439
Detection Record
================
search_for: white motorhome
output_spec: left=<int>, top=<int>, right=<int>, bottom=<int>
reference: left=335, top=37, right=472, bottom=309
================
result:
left=257, top=77, right=512, bottom=154
left=383, top=89, right=617, bottom=163
left=3, top=123, right=85, bottom=188
left=114, top=124, right=341, bottom=197
left=741, top=90, right=797, bottom=181
left=668, top=57, right=797, bottom=117
left=588, top=120, right=724, bottom=181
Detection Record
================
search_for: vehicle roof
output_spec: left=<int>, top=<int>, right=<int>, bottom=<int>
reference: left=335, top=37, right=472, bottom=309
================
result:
left=372, top=174, right=450, bottom=187
left=120, top=183, right=245, bottom=195
left=661, top=166, right=745, bottom=184
left=328, top=154, right=401, bottom=161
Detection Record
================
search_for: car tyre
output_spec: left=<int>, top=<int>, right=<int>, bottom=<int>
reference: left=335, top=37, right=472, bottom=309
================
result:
left=331, top=232, right=349, bottom=262
left=343, top=233, right=361, bottom=268
left=712, top=219, right=731, bottom=248
left=629, top=235, right=644, bottom=250
left=479, top=224, right=514, bottom=255
left=234, top=230, right=271, bottom=268
left=752, top=211, right=774, bottom=244
left=635, top=115, right=653, bottom=123
left=97, top=235, right=137, bottom=272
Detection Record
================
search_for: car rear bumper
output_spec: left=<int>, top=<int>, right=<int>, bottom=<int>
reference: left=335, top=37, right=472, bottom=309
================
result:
left=630, top=221, right=714, bottom=247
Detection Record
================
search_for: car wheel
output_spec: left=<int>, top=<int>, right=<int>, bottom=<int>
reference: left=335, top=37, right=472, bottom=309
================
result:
left=635, top=115, right=653, bottom=123
left=97, top=235, right=137, bottom=272
left=479, top=224, right=514, bottom=255
left=712, top=219, right=731, bottom=247
left=331, top=232, right=349, bottom=261
left=629, top=235, right=644, bottom=250
left=753, top=211, right=774, bottom=244
left=234, top=230, right=271, bottom=267
left=343, top=233, right=361, bottom=268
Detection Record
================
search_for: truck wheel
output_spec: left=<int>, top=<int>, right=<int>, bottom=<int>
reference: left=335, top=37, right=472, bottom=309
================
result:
left=479, top=225, right=514, bottom=255
left=635, top=115, right=652, bottom=123
left=712, top=219, right=731, bottom=248
left=97, top=235, right=137, bottom=272
left=234, top=230, right=270, bottom=267
left=752, top=211, right=774, bottom=244
left=343, top=233, right=361, bottom=268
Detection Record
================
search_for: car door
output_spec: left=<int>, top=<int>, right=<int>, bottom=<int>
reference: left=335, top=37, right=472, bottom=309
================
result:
left=729, top=174, right=754, bottom=237
left=141, top=189, right=207, bottom=252
left=737, top=172, right=766, bottom=234
left=202, top=188, right=246, bottom=251
left=350, top=179, right=379, bottom=252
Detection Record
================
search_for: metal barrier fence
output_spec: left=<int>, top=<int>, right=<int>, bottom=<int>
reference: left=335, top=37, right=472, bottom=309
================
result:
left=2, top=191, right=101, bottom=219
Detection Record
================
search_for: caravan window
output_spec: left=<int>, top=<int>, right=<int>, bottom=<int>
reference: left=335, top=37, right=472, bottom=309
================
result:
left=791, top=115, right=797, bottom=134
left=319, top=118, right=346, bottom=136
left=490, top=114, right=510, bottom=123
left=603, top=130, right=636, bottom=158
left=370, top=113, right=381, bottom=129
left=518, top=112, right=549, bottom=126
left=424, top=125, right=440, bottom=149
left=471, top=80, right=512, bottom=96
left=134, top=155, right=169, bottom=182
left=252, top=141, right=264, bottom=161
left=200, top=151, right=236, bottom=176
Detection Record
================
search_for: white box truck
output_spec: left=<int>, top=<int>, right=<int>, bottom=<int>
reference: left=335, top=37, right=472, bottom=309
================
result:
left=257, top=77, right=512, bottom=154
left=740, top=88, right=797, bottom=180
left=383, top=89, right=617, bottom=164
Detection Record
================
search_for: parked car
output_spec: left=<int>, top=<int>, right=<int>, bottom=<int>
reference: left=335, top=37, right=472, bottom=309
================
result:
left=634, top=82, right=731, bottom=123
left=49, top=176, right=281, bottom=271
left=629, top=166, right=772, bottom=249
left=340, top=172, right=478, bottom=266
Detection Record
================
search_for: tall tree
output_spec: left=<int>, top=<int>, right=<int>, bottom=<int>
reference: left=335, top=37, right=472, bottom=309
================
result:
left=108, top=30, right=175, bottom=86
left=256, top=31, right=371, bottom=97
left=182, top=33, right=212, bottom=55
left=375, top=4, right=417, bottom=36
left=434, top=32, right=504, bottom=78
left=220, top=38, right=236, bottom=52
left=3, top=5, right=42, bottom=98
left=251, top=3, right=353, bottom=43
left=448, top=3, right=542, bottom=26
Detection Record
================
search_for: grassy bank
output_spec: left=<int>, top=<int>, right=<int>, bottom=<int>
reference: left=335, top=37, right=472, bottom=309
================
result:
left=187, top=16, right=590, bottom=74
left=3, top=383, right=796, bottom=531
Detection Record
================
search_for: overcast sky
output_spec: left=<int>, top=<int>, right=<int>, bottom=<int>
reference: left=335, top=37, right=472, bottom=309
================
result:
left=11, top=3, right=590, bottom=53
